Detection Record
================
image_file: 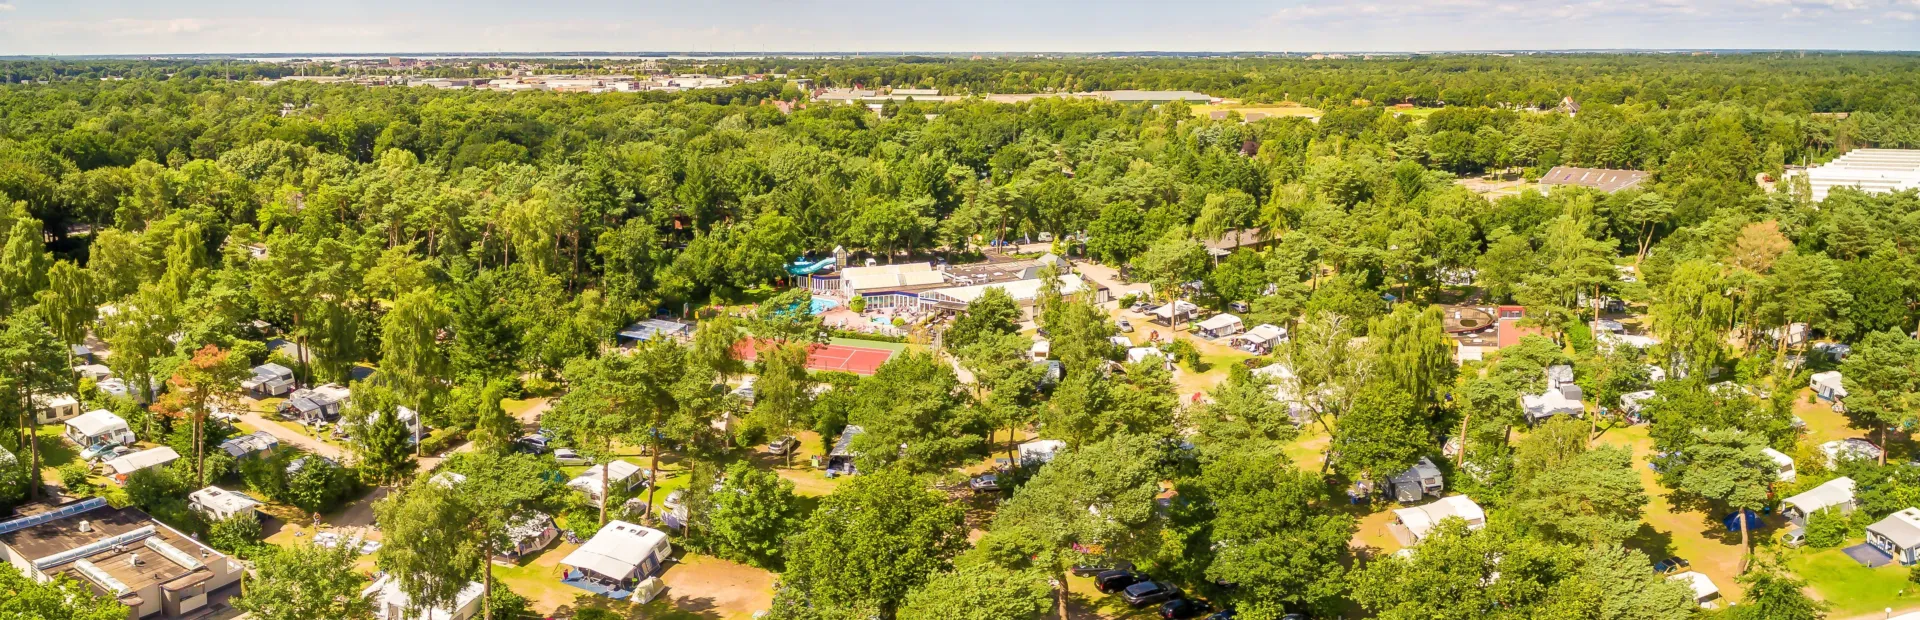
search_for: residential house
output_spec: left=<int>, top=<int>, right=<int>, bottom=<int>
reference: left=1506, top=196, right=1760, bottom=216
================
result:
left=363, top=573, right=483, bottom=620
left=1389, top=457, right=1445, bottom=503
left=1196, top=314, right=1244, bottom=339
left=240, top=363, right=296, bottom=398
left=1391, top=495, right=1486, bottom=544
left=104, top=448, right=180, bottom=484
left=1780, top=477, right=1856, bottom=526
left=559, top=520, right=673, bottom=596
left=65, top=410, right=135, bottom=448
left=1868, top=507, right=1920, bottom=565
left=187, top=487, right=260, bottom=522
left=0, top=498, right=241, bottom=618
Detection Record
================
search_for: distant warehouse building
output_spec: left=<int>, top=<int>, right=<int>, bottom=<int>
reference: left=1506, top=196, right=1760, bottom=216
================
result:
left=1791, top=149, right=1920, bottom=202
left=1539, top=166, right=1649, bottom=194
left=1089, top=90, right=1215, bottom=105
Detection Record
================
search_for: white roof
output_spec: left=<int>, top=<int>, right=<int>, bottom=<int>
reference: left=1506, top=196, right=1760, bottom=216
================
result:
left=560, top=520, right=671, bottom=579
left=1251, top=363, right=1295, bottom=380
left=1031, top=340, right=1051, bottom=355
left=188, top=486, right=260, bottom=514
left=1668, top=571, right=1719, bottom=601
left=1018, top=439, right=1066, bottom=461
left=1126, top=347, right=1166, bottom=364
left=65, top=410, right=129, bottom=438
left=361, top=573, right=483, bottom=620
left=924, top=275, right=1090, bottom=306
left=1811, top=371, right=1847, bottom=396
left=1761, top=447, right=1794, bottom=469
left=569, top=460, right=645, bottom=493
left=1822, top=439, right=1883, bottom=464
left=1109, top=336, right=1134, bottom=348
left=105, top=447, right=180, bottom=475
left=1794, top=149, right=1920, bottom=201
left=1149, top=301, right=1199, bottom=319
left=1393, top=495, right=1485, bottom=541
left=1197, top=314, right=1243, bottom=331
left=1783, top=477, right=1855, bottom=515
left=1240, top=324, right=1286, bottom=343
left=838, top=262, right=934, bottom=279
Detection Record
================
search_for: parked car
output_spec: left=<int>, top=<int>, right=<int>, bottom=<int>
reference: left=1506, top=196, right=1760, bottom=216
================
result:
left=1117, top=318, right=1134, bottom=333
left=767, top=436, right=800, bottom=455
left=1121, top=581, right=1182, bottom=607
left=1205, top=612, right=1238, bottom=620
left=1130, top=300, right=1150, bottom=313
left=1094, top=570, right=1149, bottom=594
left=517, top=435, right=550, bottom=454
left=1653, top=556, right=1691, bottom=575
left=969, top=473, right=1001, bottom=493
left=1161, top=598, right=1212, bottom=619
left=552, top=448, right=590, bottom=466
left=1229, top=301, right=1250, bottom=313
left=1782, top=527, right=1806, bottom=548
left=1071, top=559, right=1134, bottom=577
left=84, top=445, right=131, bottom=463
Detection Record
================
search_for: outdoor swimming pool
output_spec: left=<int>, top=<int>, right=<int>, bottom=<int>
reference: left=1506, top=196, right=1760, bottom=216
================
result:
left=809, top=297, right=840, bottom=315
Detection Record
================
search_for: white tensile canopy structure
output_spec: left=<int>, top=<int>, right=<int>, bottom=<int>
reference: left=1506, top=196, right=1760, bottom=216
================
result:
left=561, top=520, right=673, bottom=582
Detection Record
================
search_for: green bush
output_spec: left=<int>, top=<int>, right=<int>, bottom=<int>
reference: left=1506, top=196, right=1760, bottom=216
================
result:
left=848, top=297, right=867, bottom=313
left=58, top=462, right=94, bottom=496
left=1804, top=507, right=1849, bottom=548
left=208, top=511, right=263, bottom=553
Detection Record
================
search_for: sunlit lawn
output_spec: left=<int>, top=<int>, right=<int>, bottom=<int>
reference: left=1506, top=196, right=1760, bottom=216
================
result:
left=1787, top=543, right=1920, bottom=616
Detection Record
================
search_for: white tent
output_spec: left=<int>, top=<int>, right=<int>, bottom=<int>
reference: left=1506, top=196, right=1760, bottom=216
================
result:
left=362, top=573, right=483, bottom=620
left=1781, top=477, right=1856, bottom=522
left=1195, top=314, right=1244, bottom=337
left=64, top=409, right=133, bottom=446
left=1148, top=301, right=1199, bottom=322
left=1126, top=347, right=1168, bottom=366
left=560, top=520, right=673, bottom=582
left=105, top=447, right=180, bottom=478
left=1821, top=439, right=1883, bottom=468
left=1761, top=447, right=1796, bottom=482
left=1238, top=323, right=1287, bottom=346
left=188, top=486, right=261, bottom=522
left=1392, top=495, right=1486, bottom=543
left=1018, top=439, right=1066, bottom=464
left=1251, top=363, right=1295, bottom=381
left=1668, top=571, right=1720, bottom=604
left=569, top=461, right=647, bottom=506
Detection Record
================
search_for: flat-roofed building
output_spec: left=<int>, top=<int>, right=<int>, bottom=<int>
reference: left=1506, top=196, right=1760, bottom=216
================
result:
left=1540, top=166, right=1650, bottom=193
left=1792, top=148, right=1920, bottom=202
left=0, top=498, right=241, bottom=618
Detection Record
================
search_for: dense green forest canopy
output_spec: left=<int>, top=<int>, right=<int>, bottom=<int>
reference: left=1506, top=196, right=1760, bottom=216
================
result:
left=0, top=53, right=1915, bottom=394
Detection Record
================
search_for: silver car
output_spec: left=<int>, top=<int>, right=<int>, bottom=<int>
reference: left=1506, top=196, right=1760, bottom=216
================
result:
left=552, top=448, right=590, bottom=466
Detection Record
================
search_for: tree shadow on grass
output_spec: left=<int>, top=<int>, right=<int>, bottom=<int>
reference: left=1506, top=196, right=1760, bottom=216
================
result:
left=1623, top=521, right=1679, bottom=560
left=35, top=428, right=80, bottom=468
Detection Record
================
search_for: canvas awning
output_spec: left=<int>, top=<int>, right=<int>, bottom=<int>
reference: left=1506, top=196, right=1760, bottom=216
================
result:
left=1782, top=477, right=1854, bottom=515
left=561, top=520, right=671, bottom=580
left=66, top=410, right=129, bottom=438
left=1148, top=301, right=1199, bottom=320
left=106, top=447, right=180, bottom=475
left=1668, top=571, right=1719, bottom=602
left=1196, top=314, right=1243, bottom=332
left=1239, top=324, right=1287, bottom=344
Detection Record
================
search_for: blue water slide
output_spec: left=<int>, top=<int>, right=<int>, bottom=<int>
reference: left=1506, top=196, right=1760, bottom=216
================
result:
left=786, top=256, right=838, bottom=276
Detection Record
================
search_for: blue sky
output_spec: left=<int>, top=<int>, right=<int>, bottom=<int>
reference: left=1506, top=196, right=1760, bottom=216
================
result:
left=0, top=0, right=1915, bottom=55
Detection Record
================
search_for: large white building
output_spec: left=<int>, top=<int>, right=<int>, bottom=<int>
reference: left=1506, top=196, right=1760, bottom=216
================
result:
left=1794, top=149, right=1920, bottom=202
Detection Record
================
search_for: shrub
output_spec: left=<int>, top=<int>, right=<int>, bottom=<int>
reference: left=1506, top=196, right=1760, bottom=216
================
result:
left=1804, top=508, right=1849, bottom=548
left=848, top=297, right=867, bottom=313
left=58, top=462, right=94, bottom=496
left=208, top=511, right=263, bottom=553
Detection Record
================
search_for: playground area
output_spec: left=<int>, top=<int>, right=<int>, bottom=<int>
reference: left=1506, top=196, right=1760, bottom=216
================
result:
left=734, top=338, right=898, bottom=375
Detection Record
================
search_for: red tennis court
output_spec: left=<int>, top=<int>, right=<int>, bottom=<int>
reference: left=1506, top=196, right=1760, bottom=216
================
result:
left=733, top=338, right=897, bottom=375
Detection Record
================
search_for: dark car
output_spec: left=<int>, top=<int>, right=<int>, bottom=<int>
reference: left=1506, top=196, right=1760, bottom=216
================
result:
left=1094, top=570, right=1149, bottom=594
left=1160, top=598, right=1211, bottom=619
left=1653, top=556, right=1691, bottom=575
left=1120, top=581, right=1182, bottom=607
left=1204, top=612, right=1237, bottom=620
left=1071, top=559, right=1134, bottom=577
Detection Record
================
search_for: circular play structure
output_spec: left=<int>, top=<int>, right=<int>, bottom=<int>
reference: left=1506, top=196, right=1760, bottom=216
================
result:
left=1441, top=306, right=1497, bottom=334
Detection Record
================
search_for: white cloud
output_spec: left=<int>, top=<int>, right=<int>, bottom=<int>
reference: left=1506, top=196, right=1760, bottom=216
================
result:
left=0, top=3, right=16, bottom=11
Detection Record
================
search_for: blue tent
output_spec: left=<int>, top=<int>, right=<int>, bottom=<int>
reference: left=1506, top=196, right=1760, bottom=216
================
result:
left=1723, top=509, right=1764, bottom=532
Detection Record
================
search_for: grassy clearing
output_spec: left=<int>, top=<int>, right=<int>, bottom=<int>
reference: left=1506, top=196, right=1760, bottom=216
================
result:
left=1788, top=544, right=1920, bottom=616
left=826, top=336, right=909, bottom=353
left=1191, top=103, right=1324, bottom=119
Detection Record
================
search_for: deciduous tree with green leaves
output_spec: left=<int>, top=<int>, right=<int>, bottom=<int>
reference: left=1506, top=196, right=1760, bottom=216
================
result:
left=1675, top=428, right=1776, bottom=568
left=778, top=468, right=968, bottom=619
left=1840, top=330, right=1920, bottom=465
left=708, top=461, right=799, bottom=569
left=234, top=542, right=374, bottom=620
left=898, top=564, right=1054, bottom=620
left=992, top=433, right=1164, bottom=620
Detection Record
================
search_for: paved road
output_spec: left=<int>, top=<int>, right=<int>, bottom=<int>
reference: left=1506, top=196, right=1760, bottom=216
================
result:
left=231, top=402, right=344, bottom=460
